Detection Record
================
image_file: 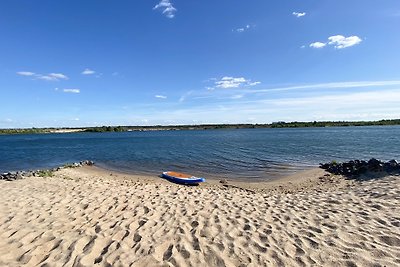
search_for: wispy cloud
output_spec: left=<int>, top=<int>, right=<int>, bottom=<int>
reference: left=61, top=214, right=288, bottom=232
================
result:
left=153, top=0, right=177, bottom=18
left=45, top=73, right=68, bottom=80
left=17, top=71, right=68, bottom=81
left=82, top=68, right=95, bottom=75
left=212, top=77, right=261, bottom=89
left=179, top=91, right=193, bottom=102
left=183, top=80, right=400, bottom=103
left=231, top=94, right=244, bottom=99
left=63, top=89, right=80, bottom=94
left=155, top=95, right=167, bottom=99
left=122, top=88, right=400, bottom=124
left=310, top=35, right=362, bottom=49
left=271, top=90, right=400, bottom=107
left=292, top=12, right=306, bottom=18
left=0, top=118, right=14, bottom=125
left=242, top=80, right=400, bottom=94
left=234, top=24, right=251, bottom=33
left=248, top=81, right=261, bottom=86
left=17, top=71, right=35, bottom=76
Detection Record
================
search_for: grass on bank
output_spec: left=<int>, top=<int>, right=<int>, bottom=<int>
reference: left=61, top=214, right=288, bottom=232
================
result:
left=36, top=170, right=54, bottom=177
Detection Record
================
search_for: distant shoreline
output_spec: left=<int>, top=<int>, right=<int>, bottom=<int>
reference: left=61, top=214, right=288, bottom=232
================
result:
left=0, top=119, right=399, bottom=135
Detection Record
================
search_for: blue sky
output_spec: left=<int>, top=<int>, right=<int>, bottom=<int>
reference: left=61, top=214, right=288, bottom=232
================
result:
left=1, top=0, right=399, bottom=128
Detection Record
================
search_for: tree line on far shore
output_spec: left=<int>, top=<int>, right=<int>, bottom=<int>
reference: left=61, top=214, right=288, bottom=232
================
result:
left=1, top=119, right=400, bottom=135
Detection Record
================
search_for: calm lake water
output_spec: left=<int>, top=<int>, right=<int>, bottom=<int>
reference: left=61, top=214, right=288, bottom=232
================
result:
left=1, top=126, right=399, bottom=181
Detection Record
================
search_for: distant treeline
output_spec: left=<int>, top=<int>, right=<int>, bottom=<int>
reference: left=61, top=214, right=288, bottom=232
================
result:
left=79, top=119, right=400, bottom=132
left=1, top=119, right=400, bottom=135
left=85, top=126, right=126, bottom=132
left=268, top=119, right=400, bottom=128
left=0, top=128, right=53, bottom=135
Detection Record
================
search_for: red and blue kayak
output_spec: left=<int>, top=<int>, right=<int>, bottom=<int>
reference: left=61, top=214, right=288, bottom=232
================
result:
left=162, top=171, right=205, bottom=185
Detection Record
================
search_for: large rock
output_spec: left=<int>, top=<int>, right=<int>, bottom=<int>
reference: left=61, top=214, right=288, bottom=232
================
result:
left=368, top=158, right=383, bottom=171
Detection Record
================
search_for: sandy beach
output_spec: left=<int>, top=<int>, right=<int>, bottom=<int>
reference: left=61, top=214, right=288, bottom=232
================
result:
left=0, top=166, right=399, bottom=267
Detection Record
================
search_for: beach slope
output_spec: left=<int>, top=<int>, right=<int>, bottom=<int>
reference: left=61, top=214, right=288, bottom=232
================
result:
left=0, top=167, right=399, bottom=266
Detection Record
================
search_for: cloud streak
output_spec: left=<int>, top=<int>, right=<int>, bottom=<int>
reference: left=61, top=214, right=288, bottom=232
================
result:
left=124, top=88, right=400, bottom=125
left=17, top=71, right=68, bottom=81
left=155, top=95, right=167, bottom=99
left=82, top=68, right=95, bottom=75
left=180, top=80, right=400, bottom=104
left=246, top=80, right=400, bottom=94
left=17, top=71, right=35, bottom=76
left=63, top=89, right=80, bottom=94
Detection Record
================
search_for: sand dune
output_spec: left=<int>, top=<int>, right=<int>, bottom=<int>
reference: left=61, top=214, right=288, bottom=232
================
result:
left=0, top=167, right=399, bottom=266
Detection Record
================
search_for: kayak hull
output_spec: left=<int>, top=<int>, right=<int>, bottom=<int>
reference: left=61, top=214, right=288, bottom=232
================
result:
left=162, top=171, right=205, bottom=185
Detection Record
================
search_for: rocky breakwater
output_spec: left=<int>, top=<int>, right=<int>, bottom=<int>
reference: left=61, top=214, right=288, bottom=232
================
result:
left=320, top=158, right=400, bottom=178
left=0, top=160, right=94, bottom=181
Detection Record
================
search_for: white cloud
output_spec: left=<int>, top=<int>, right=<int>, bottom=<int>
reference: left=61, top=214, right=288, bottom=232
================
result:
left=82, top=68, right=96, bottom=75
left=17, top=71, right=35, bottom=76
left=63, top=89, right=80, bottom=94
left=309, top=42, right=326, bottom=48
left=214, top=77, right=261, bottom=89
left=328, top=35, right=362, bottom=49
left=310, top=35, right=362, bottom=49
left=17, top=71, right=68, bottom=81
left=234, top=24, right=251, bottom=33
left=153, top=0, right=177, bottom=18
left=292, top=12, right=306, bottom=18
left=155, top=95, right=167, bottom=99
left=216, top=77, right=246, bottom=88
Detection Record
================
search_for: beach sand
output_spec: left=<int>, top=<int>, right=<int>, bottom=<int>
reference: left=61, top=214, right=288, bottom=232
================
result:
left=0, top=166, right=399, bottom=266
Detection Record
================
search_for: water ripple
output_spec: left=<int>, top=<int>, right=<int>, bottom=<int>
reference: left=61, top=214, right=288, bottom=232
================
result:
left=1, top=126, right=399, bottom=181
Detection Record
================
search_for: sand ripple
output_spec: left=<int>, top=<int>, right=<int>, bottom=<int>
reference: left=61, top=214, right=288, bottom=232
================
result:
left=0, top=168, right=399, bottom=266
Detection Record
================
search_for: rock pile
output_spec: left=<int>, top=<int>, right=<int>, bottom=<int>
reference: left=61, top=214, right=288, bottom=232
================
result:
left=320, top=158, right=400, bottom=177
left=0, top=171, right=26, bottom=181
left=0, top=160, right=94, bottom=181
left=64, top=160, right=95, bottom=168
